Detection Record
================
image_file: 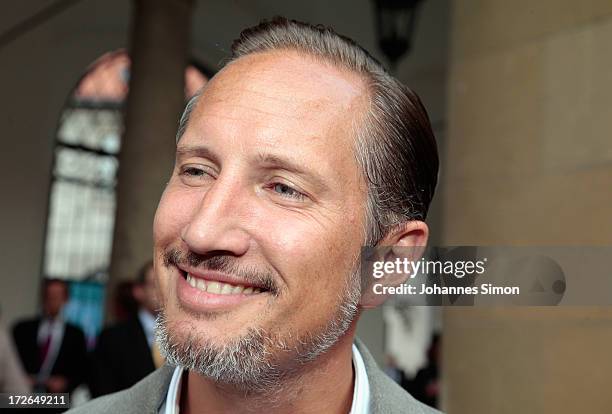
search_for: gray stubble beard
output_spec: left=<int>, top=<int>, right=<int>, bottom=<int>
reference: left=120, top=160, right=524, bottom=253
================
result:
left=154, top=266, right=361, bottom=396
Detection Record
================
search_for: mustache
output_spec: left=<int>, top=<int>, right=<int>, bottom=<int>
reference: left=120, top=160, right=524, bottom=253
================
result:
left=162, top=248, right=280, bottom=295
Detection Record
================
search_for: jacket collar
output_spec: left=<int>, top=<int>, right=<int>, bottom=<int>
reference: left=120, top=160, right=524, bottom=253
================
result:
left=355, top=337, right=434, bottom=414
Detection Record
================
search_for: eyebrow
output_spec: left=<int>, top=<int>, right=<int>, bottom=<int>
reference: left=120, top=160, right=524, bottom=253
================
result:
left=176, top=145, right=220, bottom=165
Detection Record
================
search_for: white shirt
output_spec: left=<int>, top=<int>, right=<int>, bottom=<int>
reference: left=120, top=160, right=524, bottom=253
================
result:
left=159, top=344, right=370, bottom=414
left=36, top=317, right=65, bottom=381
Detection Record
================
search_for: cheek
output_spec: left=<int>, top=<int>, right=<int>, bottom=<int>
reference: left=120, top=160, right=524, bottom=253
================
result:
left=256, top=213, right=329, bottom=276
left=153, top=186, right=198, bottom=245
left=153, top=187, right=199, bottom=301
left=253, top=207, right=360, bottom=296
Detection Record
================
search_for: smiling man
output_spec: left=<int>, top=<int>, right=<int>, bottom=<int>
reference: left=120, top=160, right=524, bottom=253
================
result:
left=72, top=18, right=440, bottom=414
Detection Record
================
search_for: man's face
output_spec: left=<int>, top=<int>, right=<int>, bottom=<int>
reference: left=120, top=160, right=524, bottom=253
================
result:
left=153, top=51, right=369, bottom=385
left=43, top=282, right=68, bottom=318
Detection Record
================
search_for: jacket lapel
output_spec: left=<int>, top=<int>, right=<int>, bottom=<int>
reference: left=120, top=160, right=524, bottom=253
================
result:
left=127, top=364, right=175, bottom=413
left=355, top=338, right=428, bottom=414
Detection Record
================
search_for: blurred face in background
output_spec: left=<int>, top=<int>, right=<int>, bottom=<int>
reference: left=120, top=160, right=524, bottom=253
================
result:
left=134, top=265, right=161, bottom=315
left=153, top=50, right=370, bottom=389
left=43, top=281, right=68, bottom=318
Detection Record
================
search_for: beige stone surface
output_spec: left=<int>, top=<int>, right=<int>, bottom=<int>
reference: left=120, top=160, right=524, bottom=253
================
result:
left=447, top=16, right=612, bottom=183
left=444, top=307, right=612, bottom=414
left=446, top=42, right=546, bottom=181
left=443, top=2, right=612, bottom=413
left=442, top=165, right=612, bottom=245
left=542, top=18, right=612, bottom=172
left=452, top=0, right=612, bottom=60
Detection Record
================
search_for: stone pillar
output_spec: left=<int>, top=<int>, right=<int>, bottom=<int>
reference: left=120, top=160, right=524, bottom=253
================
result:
left=107, top=0, right=194, bottom=319
left=442, top=1, right=612, bottom=413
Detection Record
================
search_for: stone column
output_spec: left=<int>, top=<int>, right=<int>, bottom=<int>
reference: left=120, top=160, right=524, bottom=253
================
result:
left=442, top=1, right=612, bottom=413
left=107, top=0, right=194, bottom=319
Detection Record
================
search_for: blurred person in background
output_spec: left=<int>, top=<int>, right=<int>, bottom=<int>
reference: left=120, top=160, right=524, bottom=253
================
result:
left=90, top=260, right=162, bottom=396
left=0, top=306, right=29, bottom=393
left=12, top=278, right=87, bottom=394
left=383, top=354, right=408, bottom=387
left=111, top=280, right=139, bottom=322
left=408, top=334, right=441, bottom=408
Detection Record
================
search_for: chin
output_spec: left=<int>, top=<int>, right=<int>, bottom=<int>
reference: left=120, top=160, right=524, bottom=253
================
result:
left=165, top=303, right=261, bottom=344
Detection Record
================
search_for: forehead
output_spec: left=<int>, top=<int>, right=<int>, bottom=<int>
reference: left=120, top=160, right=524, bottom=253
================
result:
left=182, top=51, right=369, bottom=164
left=210, top=50, right=366, bottom=114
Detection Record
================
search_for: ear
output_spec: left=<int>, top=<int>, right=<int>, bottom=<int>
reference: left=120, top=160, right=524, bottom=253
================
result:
left=360, top=220, right=429, bottom=309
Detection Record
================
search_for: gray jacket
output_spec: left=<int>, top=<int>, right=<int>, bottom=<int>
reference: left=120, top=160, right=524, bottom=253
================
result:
left=70, top=339, right=441, bottom=413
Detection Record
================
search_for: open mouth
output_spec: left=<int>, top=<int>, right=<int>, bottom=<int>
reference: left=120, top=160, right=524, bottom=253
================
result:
left=179, top=270, right=268, bottom=296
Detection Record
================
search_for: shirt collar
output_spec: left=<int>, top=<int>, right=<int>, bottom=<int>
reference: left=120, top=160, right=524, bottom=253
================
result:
left=159, top=343, right=370, bottom=414
left=37, top=316, right=64, bottom=344
left=351, top=342, right=371, bottom=414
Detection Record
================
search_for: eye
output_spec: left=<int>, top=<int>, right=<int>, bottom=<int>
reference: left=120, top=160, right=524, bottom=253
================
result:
left=178, top=164, right=215, bottom=184
left=270, top=182, right=306, bottom=201
left=182, top=166, right=206, bottom=177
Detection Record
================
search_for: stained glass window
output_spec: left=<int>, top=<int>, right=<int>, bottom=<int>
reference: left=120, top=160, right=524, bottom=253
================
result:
left=44, top=50, right=207, bottom=281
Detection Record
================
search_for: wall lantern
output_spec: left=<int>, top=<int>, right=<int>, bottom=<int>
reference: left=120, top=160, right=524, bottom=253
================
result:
left=372, top=0, right=424, bottom=71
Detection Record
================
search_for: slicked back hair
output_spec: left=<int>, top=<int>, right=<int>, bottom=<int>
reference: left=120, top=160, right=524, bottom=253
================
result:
left=177, top=17, right=439, bottom=246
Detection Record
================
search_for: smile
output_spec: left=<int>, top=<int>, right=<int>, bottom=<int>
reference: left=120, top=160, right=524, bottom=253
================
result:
left=175, top=266, right=269, bottom=312
left=185, top=273, right=263, bottom=295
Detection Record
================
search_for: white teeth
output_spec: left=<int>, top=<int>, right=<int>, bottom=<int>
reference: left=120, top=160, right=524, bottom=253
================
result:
left=220, top=283, right=234, bottom=295
left=186, top=273, right=262, bottom=295
left=196, top=279, right=206, bottom=290
left=207, top=281, right=221, bottom=294
left=187, top=274, right=197, bottom=288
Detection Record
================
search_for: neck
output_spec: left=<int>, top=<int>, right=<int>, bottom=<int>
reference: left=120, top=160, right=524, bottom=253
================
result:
left=182, top=325, right=358, bottom=414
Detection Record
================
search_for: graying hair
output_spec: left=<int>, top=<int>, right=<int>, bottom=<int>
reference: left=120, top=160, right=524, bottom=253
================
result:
left=177, top=17, right=438, bottom=246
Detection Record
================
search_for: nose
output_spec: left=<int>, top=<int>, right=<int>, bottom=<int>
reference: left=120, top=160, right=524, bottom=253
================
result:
left=181, top=175, right=251, bottom=257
